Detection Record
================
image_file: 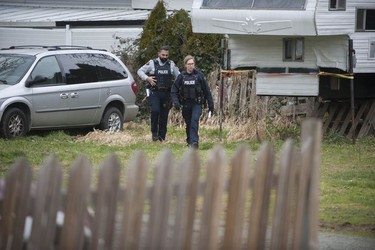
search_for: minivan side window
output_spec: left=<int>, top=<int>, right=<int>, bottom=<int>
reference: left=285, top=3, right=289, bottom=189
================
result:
left=58, top=53, right=127, bottom=84
left=95, top=54, right=128, bottom=81
left=30, top=56, right=62, bottom=86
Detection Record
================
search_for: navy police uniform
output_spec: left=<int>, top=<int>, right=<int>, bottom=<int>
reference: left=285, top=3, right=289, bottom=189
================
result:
left=137, top=58, right=180, bottom=141
left=171, top=69, right=214, bottom=148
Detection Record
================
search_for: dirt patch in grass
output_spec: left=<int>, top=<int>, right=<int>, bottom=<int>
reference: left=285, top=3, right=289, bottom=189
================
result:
left=320, top=222, right=375, bottom=235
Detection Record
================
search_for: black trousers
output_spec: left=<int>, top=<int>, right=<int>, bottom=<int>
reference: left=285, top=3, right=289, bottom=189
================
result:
left=148, top=90, right=171, bottom=140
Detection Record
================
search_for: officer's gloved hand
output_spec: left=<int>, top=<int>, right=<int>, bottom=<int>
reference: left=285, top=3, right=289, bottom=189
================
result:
left=174, top=103, right=181, bottom=111
left=208, top=107, right=214, bottom=118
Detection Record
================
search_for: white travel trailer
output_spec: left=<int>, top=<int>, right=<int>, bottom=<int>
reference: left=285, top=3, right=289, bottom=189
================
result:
left=191, top=0, right=375, bottom=100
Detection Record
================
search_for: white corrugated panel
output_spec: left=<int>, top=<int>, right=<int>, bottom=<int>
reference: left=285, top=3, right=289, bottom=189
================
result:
left=256, top=73, right=319, bottom=96
left=0, top=0, right=131, bottom=7
left=0, top=4, right=149, bottom=27
left=0, top=27, right=142, bottom=53
left=0, top=28, right=66, bottom=46
left=132, top=0, right=193, bottom=10
left=71, top=28, right=143, bottom=53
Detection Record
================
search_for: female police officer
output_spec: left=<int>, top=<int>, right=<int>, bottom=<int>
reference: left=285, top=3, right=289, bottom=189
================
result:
left=171, top=55, right=214, bottom=149
left=137, top=46, right=180, bottom=141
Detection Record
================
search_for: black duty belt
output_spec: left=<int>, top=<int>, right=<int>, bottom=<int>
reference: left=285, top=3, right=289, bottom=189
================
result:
left=155, top=88, right=171, bottom=92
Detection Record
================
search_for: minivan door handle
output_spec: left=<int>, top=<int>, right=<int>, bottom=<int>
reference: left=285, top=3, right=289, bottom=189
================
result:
left=60, top=93, right=69, bottom=99
left=70, top=92, right=79, bottom=98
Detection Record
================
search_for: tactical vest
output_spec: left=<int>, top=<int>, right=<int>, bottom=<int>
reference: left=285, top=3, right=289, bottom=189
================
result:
left=180, top=73, right=203, bottom=103
left=154, top=59, right=173, bottom=89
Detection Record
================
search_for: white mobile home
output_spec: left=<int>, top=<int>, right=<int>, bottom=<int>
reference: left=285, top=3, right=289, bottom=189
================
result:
left=191, top=0, right=375, bottom=99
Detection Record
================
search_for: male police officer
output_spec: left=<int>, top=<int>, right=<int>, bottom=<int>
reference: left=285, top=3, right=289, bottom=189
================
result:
left=171, top=55, right=214, bottom=149
left=137, top=46, right=180, bottom=141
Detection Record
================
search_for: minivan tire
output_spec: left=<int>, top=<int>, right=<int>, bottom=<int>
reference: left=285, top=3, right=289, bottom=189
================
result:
left=99, top=107, right=123, bottom=132
left=1, top=107, right=28, bottom=139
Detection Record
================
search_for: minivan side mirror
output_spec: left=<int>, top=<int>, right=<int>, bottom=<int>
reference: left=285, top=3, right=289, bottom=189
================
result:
left=25, top=75, right=48, bottom=87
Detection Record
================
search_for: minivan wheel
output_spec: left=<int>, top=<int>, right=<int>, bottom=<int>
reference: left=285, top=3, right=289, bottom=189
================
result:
left=1, top=107, right=28, bottom=139
left=99, top=107, right=123, bottom=132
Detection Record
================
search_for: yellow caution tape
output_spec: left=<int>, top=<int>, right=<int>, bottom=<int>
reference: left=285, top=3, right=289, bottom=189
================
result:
left=318, top=72, right=354, bottom=80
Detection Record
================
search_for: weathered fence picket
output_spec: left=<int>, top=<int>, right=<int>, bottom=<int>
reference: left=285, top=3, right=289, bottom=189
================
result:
left=1, top=158, right=32, bottom=250
left=0, top=119, right=322, bottom=250
left=247, top=143, right=274, bottom=250
left=119, top=151, right=148, bottom=250
left=172, top=149, right=200, bottom=250
left=28, top=155, right=62, bottom=250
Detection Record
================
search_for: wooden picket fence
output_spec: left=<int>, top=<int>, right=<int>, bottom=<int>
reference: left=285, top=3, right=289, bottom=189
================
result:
left=0, top=119, right=321, bottom=250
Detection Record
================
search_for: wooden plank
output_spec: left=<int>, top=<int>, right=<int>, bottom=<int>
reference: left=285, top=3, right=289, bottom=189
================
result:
left=322, top=102, right=338, bottom=132
left=222, top=144, right=251, bottom=250
left=270, top=140, right=298, bottom=249
left=358, top=100, right=375, bottom=138
left=240, top=77, right=248, bottom=115
left=315, top=101, right=330, bottom=118
left=301, top=119, right=322, bottom=250
left=59, top=155, right=92, bottom=250
left=89, top=154, right=121, bottom=250
left=330, top=103, right=348, bottom=133
left=247, top=143, right=275, bottom=250
left=250, top=72, right=257, bottom=119
left=172, top=148, right=200, bottom=250
left=348, top=100, right=368, bottom=138
left=198, top=145, right=227, bottom=250
left=292, top=138, right=313, bottom=250
left=118, top=151, right=148, bottom=250
left=339, top=105, right=353, bottom=136
left=146, top=149, right=175, bottom=250
left=0, top=158, right=32, bottom=250
left=28, top=155, right=63, bottom=250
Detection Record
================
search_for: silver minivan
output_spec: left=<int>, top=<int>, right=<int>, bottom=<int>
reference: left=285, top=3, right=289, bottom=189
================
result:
left=0, top=45, right=139, bottom=139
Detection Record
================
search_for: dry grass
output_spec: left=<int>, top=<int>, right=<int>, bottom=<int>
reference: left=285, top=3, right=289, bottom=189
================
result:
left=74, top=112, right=300, bottom=147
left=75, top=122, right=151, bottom=146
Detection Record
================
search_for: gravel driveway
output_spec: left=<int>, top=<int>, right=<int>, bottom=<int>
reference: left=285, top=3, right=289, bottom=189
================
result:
left=319, top=231, right=375, bottom=250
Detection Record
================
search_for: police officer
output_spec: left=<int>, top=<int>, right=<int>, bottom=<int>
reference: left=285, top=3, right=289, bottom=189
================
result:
left=171, top=55, right=214, bottom=149
left=137, top=46, right=180, bottom=141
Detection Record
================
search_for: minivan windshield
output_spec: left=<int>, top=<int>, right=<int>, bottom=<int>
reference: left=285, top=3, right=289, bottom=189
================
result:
left=0, top=54, right=35, bottom=85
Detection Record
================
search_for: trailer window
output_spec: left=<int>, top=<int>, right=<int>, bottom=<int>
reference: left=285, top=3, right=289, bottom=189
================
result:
left=283, top=38, right=304, bottom=62
left=329, top=0, right=346, bottom=11
left=356, top=9, right=375, bottom=31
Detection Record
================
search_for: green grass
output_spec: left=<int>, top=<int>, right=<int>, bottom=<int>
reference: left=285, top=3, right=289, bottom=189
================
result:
left=319, top=137, right=375, bottom=236
left=0, top=123, right=374, bottom=237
